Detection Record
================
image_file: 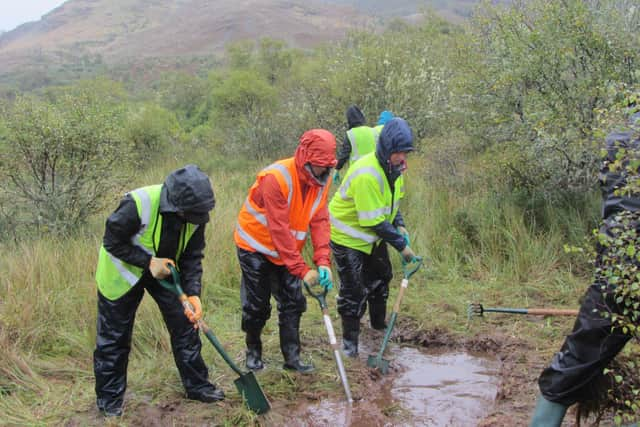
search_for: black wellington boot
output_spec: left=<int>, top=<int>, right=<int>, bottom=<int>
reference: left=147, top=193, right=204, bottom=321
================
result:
left=280, top=317, right=314, bottom=374
left=341, top=316, right=360, bottom=358
left=186, top=384, right=225, bottom=402
left=369, top=303, right=388, bottom=330
left=245, top=329, right=264, bottom=371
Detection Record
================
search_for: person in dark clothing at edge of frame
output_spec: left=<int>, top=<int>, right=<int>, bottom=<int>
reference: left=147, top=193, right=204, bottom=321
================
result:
left=329, top=117, right=421, bottom=358
left=333, top=105, right=379, bottom=184
left=235, top=129, right=337, bottom=374
left=530, top=111, right=640, bottom=427
left=94, top=165, right=222, bottom=417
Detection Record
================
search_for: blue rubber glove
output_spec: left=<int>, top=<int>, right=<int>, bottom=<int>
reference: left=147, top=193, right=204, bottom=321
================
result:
left=318, top=266, right=333, bottom=291
left=400, top=246, right=417, bottom=264
left=397, top=226, right=410, bottom=246
left=332, top=170, right=341, bottom=184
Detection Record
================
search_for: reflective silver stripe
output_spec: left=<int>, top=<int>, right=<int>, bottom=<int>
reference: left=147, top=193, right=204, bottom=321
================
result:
left=264, top=163, right=292, bottom=205
left=108, top=252, right=140, bottom=286
left=347, top=129, right=360, bottom=161
left=358, top=206, right=391, bottom=221
left=244, top=197, right=267, bottom=226
left=291, top=229, right=307, bottom=240
left=236, top=222, right=279, bottom=258
left=130, top=188, right=153, bottom=256
left=309, top=187, right=325, bottom=218
left=330, top=214, right=379, bottom=244
left=340, top=166, right=384, bottom=200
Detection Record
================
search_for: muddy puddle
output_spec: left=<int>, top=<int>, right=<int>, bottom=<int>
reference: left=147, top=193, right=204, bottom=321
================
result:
left=292, top=345, right=500, bottom=426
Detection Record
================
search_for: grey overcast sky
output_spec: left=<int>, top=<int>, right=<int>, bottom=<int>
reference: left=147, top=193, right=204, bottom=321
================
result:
left=1, top=0, right=67, bottom=32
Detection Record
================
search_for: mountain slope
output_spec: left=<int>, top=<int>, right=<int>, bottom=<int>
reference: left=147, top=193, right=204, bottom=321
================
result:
left=0, top=0, right=370, bottom=68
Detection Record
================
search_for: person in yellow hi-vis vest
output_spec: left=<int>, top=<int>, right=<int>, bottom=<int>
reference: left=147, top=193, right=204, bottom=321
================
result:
left=94, top=165, right=221, bottom=417
left=333, top=105, right=378, bottom=183
left=329, top=118, right=420, bottom=358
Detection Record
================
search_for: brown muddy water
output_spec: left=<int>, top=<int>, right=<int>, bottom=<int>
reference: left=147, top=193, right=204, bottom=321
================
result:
left=291, top=345, right=500, bottom=427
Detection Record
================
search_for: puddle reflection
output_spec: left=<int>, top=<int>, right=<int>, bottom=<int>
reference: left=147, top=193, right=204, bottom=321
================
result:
left=295, top=346, right=499, bottom=426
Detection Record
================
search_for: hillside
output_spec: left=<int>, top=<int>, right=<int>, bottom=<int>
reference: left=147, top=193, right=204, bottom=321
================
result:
left=0, top=0, right=479, bottom=89
left=0, top=0, right=369, bottom=72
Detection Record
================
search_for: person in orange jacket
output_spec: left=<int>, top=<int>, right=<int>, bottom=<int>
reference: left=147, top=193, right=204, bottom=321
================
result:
left=234, top=129, right=337, bottom=373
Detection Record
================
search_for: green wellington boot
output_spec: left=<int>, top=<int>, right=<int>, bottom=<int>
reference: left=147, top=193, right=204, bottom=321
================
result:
left=529, top=395, right=568, bottom=427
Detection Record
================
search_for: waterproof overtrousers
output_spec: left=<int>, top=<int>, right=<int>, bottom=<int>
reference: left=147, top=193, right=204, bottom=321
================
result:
left=341, top=316, right=360, bottom=358
left=369, top=302, right=387, bottom=330
left=245, top=327, right=264, bottom=371
left=94, top=278, right=221, bottom=414
left=529, top=395, right=567, bottom=427
left=280, top=315, right=314, bottom=373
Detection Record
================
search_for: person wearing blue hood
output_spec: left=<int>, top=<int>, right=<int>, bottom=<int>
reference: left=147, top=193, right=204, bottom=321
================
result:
left=333, top=105, right=378, bottom=183
left=529, top=110, right=640, bottom=426
left=329, top=118, right=420, bottom=358
left=94, top=165, right=222, bottom=417
left=374, top=110, right=395, bottom=136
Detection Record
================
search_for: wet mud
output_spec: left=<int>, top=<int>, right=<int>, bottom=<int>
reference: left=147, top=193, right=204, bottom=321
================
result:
left=68, top=319, right=631, bottom=426
left=286, top=338, right=500, bottom=427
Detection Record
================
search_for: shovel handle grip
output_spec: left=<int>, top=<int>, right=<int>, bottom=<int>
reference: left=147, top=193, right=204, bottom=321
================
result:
left=303, top=280, right=328, bottom=309
left=402, top=256, right=423, bottom=279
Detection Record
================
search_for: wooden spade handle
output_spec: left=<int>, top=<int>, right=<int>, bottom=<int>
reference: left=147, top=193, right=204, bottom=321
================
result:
left=527, top=308, right=579, bottom=316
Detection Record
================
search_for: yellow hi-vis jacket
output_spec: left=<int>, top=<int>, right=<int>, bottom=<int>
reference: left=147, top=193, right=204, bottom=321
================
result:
left=329, top=152, right=404, bottom=254
left=95, top=185, right=198, bottom=300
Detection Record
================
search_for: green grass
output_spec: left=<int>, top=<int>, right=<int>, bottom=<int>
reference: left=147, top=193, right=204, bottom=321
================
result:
left=0, top=148, right=608, bottom=425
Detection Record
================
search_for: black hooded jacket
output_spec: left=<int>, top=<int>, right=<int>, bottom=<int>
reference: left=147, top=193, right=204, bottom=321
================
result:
left=336, top=105, right=367, bottom=170
left=102, top=165, right=215, bottom=296
left=599, top=128, right=640, bottom=220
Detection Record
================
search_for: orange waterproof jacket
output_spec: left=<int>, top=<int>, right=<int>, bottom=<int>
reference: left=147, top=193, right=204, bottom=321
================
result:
left=234, top=129, right=337, bottom=278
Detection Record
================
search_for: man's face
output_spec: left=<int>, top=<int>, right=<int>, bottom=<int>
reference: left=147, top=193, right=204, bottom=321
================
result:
left=389, top=152, right=409, bottom=173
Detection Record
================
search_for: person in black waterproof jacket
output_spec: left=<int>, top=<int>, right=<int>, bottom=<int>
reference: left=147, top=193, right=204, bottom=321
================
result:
left=93, top=164, right=222, bottom=417
left=530, top=112, right=640, bottom=426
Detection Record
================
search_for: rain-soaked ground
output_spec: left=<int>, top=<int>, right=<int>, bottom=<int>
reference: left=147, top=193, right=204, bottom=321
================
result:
left=289, top=343, right=500, bottom=427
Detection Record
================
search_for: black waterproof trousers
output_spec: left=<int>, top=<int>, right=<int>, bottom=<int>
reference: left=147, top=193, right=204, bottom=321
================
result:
left=94, top=276, right=211, bottom=412
left=331, top=241, right=393, bottom=320
left=538, top=283, right=631, bottom=406
left=237, top=247, right=307, bottom=361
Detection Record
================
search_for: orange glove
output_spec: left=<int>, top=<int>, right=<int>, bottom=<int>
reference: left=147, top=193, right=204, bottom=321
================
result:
left=183, top=295, right=202, bottom=325
left=149, top=257, right=175, bottom=279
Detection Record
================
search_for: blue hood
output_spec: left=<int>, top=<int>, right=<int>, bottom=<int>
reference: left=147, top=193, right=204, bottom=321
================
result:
left=377, top=110, right=394, bottom=126
left=375, top=117, right=414, bottom=165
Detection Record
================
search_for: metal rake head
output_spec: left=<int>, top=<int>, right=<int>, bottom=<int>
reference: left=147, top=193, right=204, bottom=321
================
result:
left=467, top=303, right=485, bottom=320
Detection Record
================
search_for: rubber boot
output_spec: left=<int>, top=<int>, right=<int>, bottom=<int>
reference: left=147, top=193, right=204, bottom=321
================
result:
left=280, top=317, right=314, bottom=374
left=529, top=395, right=568, bottom=427
left=369, top=303, right=387, bottom=330
left=245, top=329, right=264, bottom=371
left=186, top=384, right=225, bottom=402
left=341, top=316, right=360, bottom=358
left=97, top=398, right=123, bottom=417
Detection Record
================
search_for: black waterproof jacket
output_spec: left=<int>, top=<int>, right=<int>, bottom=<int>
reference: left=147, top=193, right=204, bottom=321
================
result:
left=103, top=165, right=214, bottom=296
